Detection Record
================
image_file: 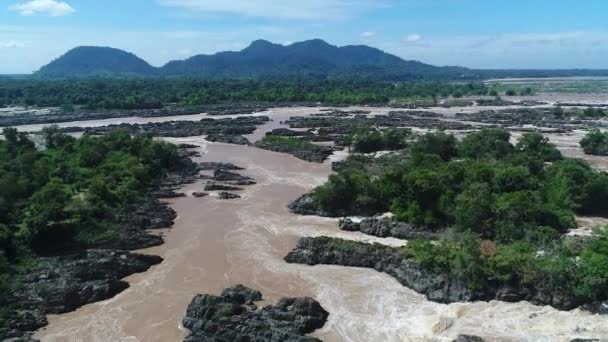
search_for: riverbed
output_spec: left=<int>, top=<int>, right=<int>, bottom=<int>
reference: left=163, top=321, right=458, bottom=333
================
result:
left=26, top=106, right=608, bottom=342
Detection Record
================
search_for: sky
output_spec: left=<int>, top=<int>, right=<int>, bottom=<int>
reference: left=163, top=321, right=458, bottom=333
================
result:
left=1, top=0, right=608, bottom=73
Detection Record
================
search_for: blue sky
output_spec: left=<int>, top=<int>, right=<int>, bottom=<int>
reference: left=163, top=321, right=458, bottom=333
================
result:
left=1, top=0, right=608, bottom=73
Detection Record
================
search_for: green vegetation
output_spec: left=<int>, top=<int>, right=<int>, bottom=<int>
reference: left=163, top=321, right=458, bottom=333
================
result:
left=350, top=128, right=411, bottom=153
left=312, top=129, right=608, bottom=299
left=259, top=135, right=315, bottom=149
left=0, top=127, right=183, bottom=299
left=0, top=79, right=491, bottom=109
left=487, top=79, right=608, bottom=94
left=581, top=129, right=608, bottom=156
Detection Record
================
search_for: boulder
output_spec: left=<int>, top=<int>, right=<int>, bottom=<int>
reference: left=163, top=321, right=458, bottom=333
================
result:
left=182, top=285, right=329, bottom=342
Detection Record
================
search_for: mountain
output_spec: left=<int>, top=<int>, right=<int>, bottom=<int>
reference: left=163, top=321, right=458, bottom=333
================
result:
left=37, top=46, right=155, bottom=77
left=35, top=40, right=608, bottom=80
left=36, top=40, right=470, bottom=80
left=160, top=39, right=467, bottom=79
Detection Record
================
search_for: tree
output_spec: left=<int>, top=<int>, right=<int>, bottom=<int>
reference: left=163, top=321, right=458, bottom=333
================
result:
left=453, top=182, right=493, bottom=235
left=410, top=132, right=458, bottom=161
left=23, top=180, right=73, bottom=252
left=580, top=129, right=608, bottom=156
left=459, top=128, right=513, bottom=160
left=516, top=132, right=562, bottom=161
left=41, top=125, right=75, bottom=149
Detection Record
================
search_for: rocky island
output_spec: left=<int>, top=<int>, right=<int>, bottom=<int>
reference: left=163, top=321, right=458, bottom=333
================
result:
left=182, top=285, right=329, bottom=342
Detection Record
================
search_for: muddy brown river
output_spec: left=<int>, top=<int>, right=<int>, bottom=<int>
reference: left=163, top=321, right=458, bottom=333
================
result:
left=22, top=107, right=608, bottom=341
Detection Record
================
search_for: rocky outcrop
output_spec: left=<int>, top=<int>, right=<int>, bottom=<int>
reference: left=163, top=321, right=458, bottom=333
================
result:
left=213, top=169, right=254, bottom=182
left=218, top=192, right=241, bottom=200
left=253, top=141, right=335, bottom=163
left=199, top=162, right=244, bottom=171
left=1, top=250, right=161, bottom=340
left=204, top=182, right=243, bottom=192
left=339, top=217, right=444, bottom=240
left=0, top=104, right=268, bottom=128
left=285, top=237, right=593, bottom=312
left=266, top=128, right=315, bottom=137
left=192, top=192, right=209, bottom=198
left=453, top=336, right=485, bottom=342
left=78, top=116, right=270, bottom=138
left=288, top=194, right=343, bottom=217
left=205, top=134, right=250, bottom=145
left=288, top=194, right=373, bottom=218
left=182, top=285, right=329, bottom=342
left=285, top=237, right=475, bottom=304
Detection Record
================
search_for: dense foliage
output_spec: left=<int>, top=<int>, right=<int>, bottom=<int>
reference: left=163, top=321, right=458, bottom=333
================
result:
left=313, top=129, right=608, bottom=300
left=0, top=128, right=182, bottom=293
left=350, top=128, right=411, bottom=153
left=580, top=129, right=608, bottom=156
left=0, top=79, right=491, bottom=109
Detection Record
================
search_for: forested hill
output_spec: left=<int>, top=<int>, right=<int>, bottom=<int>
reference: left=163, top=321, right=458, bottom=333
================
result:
left=37, top=46, right=155, bottom=78
left=35, top=39, right=471, bottom=80
left=33, top=39, right=608, bottom=80
left=160, top=39, right=469, bottom=80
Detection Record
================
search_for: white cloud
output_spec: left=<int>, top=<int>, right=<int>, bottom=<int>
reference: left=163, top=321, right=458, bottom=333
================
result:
left=1, top=40, right=25, bottom=48
left=9, top=0, right=75, bottom=16
left=406, top=33, right=421, bottom=42
left=158, top=0, right=389, bottom=20
left=360, top=31, right=375, bottom=38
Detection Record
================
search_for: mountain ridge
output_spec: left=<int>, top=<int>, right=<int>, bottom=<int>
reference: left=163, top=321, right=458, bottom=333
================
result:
left=35, top=39, right=471, bottom=80
left=34, top=39, right=608, bottom=80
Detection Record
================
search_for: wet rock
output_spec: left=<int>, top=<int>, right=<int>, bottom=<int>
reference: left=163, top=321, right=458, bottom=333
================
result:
left=178, top=143, right=199, bottom=149
left=288, top=194, right=363, bottom=217
left=205, top=134, right=250, bottom=145
left=254, top=140, right=335, bottom=163
left=288, top=194, right=340, bottom=217
left=151, top=188, right=186, bottom=198
left=182, top=285, right=329, bottom=342
left=218, top=192, right=241, bottom=200
left=213, top=169, right=253, bottom=182
left=228, top=179, right=257, bottom=186
left=581, top=301, right=608, bottom=315
left=453, top=335, right=485, bottom=342
left=1, top=250, right=161, bottom=340
left=285, top=236, right=596, bottom=312
left=266, top=128, right=315, bottom=137
left=199, top=162, right=244, bottom=171
left=192, top=192, right=209, bottom=198
left=204, top=182, right=243, bottom=192
left=78, top=116, right=270, bottom=138
left=339, top=216, right=444, bottom=240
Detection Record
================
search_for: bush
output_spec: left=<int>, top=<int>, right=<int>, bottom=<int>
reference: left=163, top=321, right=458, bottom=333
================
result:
left=580, top=129, right=608, bottom=156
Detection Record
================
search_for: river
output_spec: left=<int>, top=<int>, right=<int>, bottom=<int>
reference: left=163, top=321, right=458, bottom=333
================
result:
left=24, top=107, right=608, bottom=341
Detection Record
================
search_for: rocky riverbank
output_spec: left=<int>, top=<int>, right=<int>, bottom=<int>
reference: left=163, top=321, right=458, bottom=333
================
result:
left=339, top=216, right=445, bottom=240
left=0, top=147, right=202, bottom=341
left=65, top=116, right=270, bottom=138
left=1, top=250, right=162, bottom=341
left=182, top=285, right=329, bottom=342
left=254, top=138, right=336, bottom=163
left=285, top=237, right=606, bottom=313
left=0, top=104, right=270, bottom=128
left=288, top=193, right=382, bottom=217
left=286, top=110, right=472, bottom=133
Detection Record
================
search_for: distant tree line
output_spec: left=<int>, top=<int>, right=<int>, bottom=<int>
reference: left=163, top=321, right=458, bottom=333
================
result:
left=0, top=79, right=491, bottom=109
